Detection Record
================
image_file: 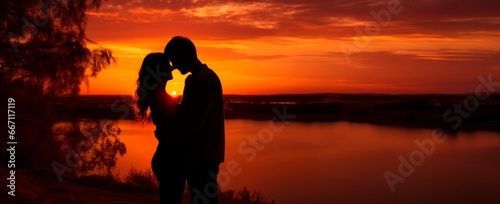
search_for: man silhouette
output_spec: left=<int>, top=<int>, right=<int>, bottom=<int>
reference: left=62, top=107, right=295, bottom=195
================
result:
left=164, top=36, right=225, bottom=204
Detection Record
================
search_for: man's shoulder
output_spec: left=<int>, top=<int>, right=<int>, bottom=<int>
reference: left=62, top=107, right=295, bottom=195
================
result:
left=200, top=65, right=220, bottom=81
left=203, top=64, right=216, bottom=74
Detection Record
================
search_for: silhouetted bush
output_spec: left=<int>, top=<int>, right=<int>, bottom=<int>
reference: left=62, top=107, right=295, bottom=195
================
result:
left=235, top=187, right=270, bottom=203
left=124, top=167, right=158, bottom=187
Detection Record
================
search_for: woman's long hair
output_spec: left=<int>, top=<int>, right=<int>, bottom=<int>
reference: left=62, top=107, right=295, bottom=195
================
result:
left=134, top=52, right=168, bottom=125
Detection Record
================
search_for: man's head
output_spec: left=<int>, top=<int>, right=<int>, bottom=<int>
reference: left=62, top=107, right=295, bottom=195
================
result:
left=164, top=36, right=197, bottom=75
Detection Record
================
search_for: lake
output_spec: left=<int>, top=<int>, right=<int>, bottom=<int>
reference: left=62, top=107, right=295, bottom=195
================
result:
left=114, top=119, right=500, bottom=204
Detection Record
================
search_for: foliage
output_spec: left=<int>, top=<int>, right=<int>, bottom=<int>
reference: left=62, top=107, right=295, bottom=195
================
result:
left=124, top=167, right=159, bottom=187
left=0, top=0, right=123, bottom=177
left=235, top=187, right=269, bottom=203
left=0, top=0, right=115, bottom=96
left=52, top=119, right=126, bottom=177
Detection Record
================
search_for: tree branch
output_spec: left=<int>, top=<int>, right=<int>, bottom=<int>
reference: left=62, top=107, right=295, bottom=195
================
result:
left=0, top=12, right=19, bottom=15
left=0, top=44, right=79, bottom=50
left=16, top=118, right=67, bottom=136
left=20, top=73, right=35, bottom=80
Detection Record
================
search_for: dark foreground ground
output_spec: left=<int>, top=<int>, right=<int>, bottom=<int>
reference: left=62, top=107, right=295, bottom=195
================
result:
left=0, top=167, right=265, bottom=204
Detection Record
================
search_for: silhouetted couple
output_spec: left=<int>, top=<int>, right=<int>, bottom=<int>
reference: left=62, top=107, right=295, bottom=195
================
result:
left=134, top=36, right=225, bottom=204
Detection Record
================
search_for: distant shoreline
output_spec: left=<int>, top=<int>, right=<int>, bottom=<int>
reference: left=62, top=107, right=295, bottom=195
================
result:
left=57, top=94, right=500, bottom=133
left=118, top=117, right=500, bottom=133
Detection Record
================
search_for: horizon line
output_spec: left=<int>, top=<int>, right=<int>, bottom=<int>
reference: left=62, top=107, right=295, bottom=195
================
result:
left=77, top=92, right=500, bottom=96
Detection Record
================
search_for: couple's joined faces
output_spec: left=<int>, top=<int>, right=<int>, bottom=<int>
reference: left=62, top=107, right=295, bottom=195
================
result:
left=168, top=56, right=189, bottom=75
left=163, top=61, right=174, bottom=80
left=153, top=60, right=173, bottom=80
left=158, top=58, right=173, bottom=71
left=162, top=61, right=174, bottom=72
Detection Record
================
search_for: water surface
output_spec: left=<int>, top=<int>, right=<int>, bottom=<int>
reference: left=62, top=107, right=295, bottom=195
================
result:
left=115, top=119, right=500, bottom=204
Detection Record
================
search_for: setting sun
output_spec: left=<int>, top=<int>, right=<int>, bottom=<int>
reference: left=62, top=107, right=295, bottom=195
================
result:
left=171, top=91, right=177, bottom=96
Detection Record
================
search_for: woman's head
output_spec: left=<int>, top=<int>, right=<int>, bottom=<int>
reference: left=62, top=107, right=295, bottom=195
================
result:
left=134, top=52, right=172, bottom=124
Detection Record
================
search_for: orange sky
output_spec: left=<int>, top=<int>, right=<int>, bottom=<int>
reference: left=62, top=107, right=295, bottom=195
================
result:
left=81, top=0, right=500, bottom=95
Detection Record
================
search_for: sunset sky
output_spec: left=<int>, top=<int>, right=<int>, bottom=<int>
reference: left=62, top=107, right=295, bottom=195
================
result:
left=81, top=0, right=500, bottom=95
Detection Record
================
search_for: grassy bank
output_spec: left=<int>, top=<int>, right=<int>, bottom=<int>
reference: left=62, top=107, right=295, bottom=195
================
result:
left=1, top=166, right=270, bottom=204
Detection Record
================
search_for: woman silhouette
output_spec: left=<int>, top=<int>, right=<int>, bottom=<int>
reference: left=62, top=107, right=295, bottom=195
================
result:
left=134, top=52, right=186, bottom=204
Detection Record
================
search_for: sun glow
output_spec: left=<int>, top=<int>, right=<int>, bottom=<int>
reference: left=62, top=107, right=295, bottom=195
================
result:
left=171, top=91, right=177, bottom=96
